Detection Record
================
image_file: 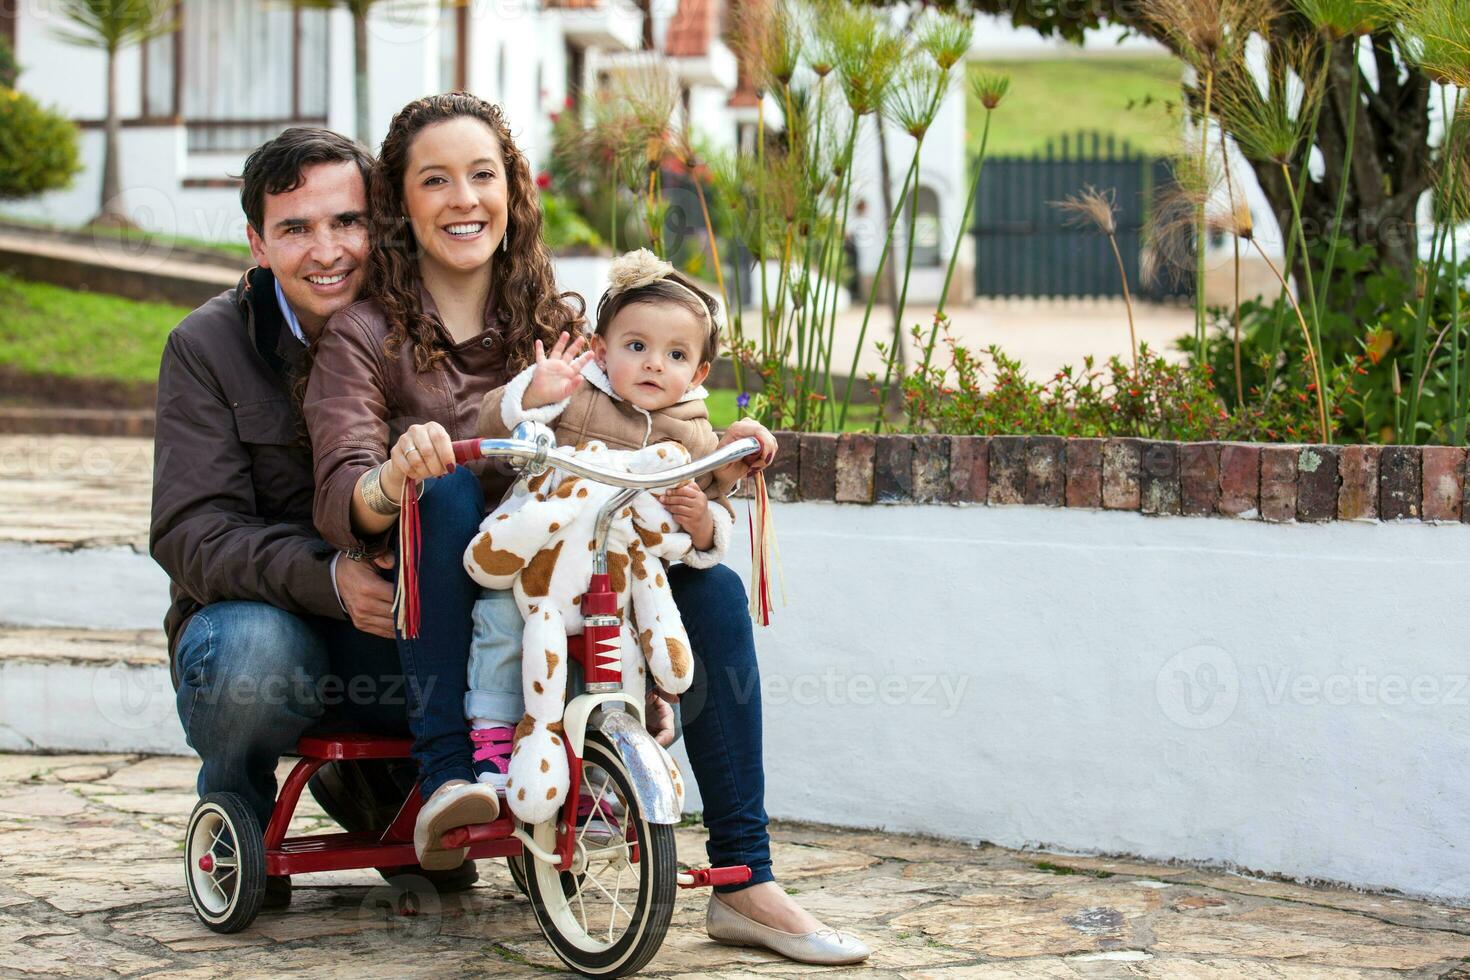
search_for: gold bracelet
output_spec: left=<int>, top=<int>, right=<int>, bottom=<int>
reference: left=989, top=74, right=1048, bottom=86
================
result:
left=361, top=464, right=401, bottom=516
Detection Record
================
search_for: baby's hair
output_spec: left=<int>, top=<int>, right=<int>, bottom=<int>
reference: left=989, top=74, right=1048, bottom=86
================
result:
left=594, top=271, right=721, bottom=364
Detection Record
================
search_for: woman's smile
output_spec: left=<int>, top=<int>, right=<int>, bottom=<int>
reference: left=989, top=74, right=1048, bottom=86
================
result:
left=443, top=221, right=486, bottom=240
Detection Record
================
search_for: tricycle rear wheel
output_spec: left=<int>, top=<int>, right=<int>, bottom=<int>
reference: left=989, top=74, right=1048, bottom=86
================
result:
left=184, top=793, right=267, bottom=933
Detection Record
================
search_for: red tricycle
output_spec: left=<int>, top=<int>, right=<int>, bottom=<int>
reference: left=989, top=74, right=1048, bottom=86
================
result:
left=182, top=423, right=758, bottom=977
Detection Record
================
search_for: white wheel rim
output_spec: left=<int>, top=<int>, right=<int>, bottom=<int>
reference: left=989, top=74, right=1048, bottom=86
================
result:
left=531, top=753, right=644, bottom=956
left=188, top=806, right=239, bottom=920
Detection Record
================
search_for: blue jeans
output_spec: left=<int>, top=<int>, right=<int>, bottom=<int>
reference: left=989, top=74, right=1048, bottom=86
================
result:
left=174, top=600, right=408, bottom=829
left=404, top=468, right=773, bottom=891
left=466, top=588, right=524, bottom=724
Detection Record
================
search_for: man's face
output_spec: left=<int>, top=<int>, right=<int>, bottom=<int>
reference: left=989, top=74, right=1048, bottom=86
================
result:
left=246, top=161, right=368, bottom=340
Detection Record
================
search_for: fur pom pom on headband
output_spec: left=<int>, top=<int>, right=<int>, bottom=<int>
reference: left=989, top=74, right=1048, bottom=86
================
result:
left=603, top=248, right=719, bottom=334
left=606, top=248, right=676, bottom=298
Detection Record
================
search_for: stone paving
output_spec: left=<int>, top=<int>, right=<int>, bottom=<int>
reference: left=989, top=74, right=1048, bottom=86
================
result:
left=4, top=753, right=1470, bottom=978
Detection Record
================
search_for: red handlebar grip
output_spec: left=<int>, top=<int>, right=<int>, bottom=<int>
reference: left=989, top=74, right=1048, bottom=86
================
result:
left=452, top=439, right=483, bottom=464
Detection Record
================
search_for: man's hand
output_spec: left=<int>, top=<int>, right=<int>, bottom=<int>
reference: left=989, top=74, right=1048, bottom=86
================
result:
left=718, top=419, right=777, bottom=477
left=660, top=481, right=714, bottom=550
left=335, top=552, right=396, bottom=638
left=524, top=332, right=594, bottom=409
left=645, top=686, right=678, bottom=747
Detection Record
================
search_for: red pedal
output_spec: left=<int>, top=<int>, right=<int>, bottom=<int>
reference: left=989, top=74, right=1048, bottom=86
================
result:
left=678, top=865, right=752, bottom=888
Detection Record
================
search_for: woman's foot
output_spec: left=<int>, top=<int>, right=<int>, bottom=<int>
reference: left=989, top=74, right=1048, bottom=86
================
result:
left=412, top=779, right=499, bottom=871
left=706, top=884, right=871, bottom=965
left=716, top=881, right=822, bottom=933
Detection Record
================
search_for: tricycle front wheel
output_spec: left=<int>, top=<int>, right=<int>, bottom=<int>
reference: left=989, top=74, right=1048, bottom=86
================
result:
left=523, top=731, right=676, bottom=977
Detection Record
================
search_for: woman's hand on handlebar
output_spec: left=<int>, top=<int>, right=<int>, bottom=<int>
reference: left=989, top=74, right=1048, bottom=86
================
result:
left=717, top=418, right=777, bottom=477
left=382, top=422, right=457, bottom=499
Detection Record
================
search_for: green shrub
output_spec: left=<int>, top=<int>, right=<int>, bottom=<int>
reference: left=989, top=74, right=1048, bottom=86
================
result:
left=0, top=86, right=82, bottom=201
left=1185, top=241, right=1470, bottom=444
left=540, top=190, right=604, bottom=253
left=0, top=35, right=18, bottom=88
left=898, top=320, right=1322, bottom=442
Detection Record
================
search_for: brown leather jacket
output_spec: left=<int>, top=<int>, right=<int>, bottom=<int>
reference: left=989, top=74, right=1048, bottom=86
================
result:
left=304, top=289, right=517, bottom=553
left=150, top=269, right=343, bottom=670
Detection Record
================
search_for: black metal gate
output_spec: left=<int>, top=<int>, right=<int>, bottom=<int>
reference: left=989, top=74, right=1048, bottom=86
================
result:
left=973, top=131, right=1191, bottom=301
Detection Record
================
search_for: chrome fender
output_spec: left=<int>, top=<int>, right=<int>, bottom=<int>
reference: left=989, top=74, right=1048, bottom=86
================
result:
left=562, top=693, right=682, bottom=825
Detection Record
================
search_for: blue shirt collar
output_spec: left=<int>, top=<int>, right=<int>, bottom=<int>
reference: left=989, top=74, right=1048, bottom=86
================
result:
left=273, top=277, right=308, bottom=347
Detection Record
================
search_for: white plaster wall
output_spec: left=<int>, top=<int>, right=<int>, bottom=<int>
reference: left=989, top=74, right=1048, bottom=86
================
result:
left=13, top=2, right=138, bottom=119
left=704, top=501, right=1470, bottom=905
left=364, top=3, right=440, bottom=152
left=688, top=86, right=736, bottom=155
left=0, top=125, right=190, bottom=233
left=848, top=83, right=968, bottom=303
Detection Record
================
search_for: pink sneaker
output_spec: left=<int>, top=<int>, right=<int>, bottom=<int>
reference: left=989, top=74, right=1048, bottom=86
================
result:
left=470, top=726, right=514, bottom=791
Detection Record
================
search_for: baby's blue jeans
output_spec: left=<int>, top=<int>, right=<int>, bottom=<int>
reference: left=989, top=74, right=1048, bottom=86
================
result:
left=466, top=588, right=526, bottom=723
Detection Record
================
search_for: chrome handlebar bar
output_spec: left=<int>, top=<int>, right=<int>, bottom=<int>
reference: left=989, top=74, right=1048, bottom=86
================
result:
left=452, top=421, right=759, bottom=492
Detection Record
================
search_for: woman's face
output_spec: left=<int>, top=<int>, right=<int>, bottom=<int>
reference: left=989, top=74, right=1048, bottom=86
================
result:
left=402, top=116, right=510, bottom=279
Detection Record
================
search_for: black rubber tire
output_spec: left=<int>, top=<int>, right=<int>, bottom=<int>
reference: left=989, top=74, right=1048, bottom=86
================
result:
left=523, top=732, right=677, bottom=977
left=185, top=793, right=267, bottom=934
left=507, top=852, right=530, bottom=897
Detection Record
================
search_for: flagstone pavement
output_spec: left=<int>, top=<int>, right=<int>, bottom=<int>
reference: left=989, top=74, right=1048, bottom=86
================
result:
left=4, top=753, right=1470, bottom=979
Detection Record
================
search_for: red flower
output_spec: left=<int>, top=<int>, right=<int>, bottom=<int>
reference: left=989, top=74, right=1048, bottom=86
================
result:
left=536, top=172, right=552, bottom=191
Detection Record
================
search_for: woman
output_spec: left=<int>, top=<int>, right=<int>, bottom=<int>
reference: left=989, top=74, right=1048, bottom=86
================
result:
left=304, top=93, right=868, bottom=965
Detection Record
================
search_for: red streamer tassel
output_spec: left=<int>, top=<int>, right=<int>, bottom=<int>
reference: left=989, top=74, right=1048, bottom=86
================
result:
left=745, top=471, right=783, bottom=627
left=394, top=478, right=423, bottom=639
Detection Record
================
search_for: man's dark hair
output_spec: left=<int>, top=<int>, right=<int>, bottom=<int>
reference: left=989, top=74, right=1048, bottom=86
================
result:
left=239, top=127, right=373, bottom=235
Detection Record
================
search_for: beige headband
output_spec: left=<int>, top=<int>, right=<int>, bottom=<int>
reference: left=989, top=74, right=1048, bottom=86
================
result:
left=604, top=248, right=716, bottom=334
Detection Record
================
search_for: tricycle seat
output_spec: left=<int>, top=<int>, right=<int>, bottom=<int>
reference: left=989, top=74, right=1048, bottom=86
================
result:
left=295, top=733, right=415, bottom=761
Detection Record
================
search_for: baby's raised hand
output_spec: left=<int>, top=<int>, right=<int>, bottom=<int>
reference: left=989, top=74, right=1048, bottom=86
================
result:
left=524, top=332, right=595, bottom=409
left=659, top=481, right=714, bottom=550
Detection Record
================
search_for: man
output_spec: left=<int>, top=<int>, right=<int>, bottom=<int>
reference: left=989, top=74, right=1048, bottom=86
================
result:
left=150, top=128, right=475, bottom=905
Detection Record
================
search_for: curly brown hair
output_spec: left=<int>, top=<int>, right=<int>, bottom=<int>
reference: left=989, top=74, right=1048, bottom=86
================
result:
left=366, top=93, right=584, bottom=373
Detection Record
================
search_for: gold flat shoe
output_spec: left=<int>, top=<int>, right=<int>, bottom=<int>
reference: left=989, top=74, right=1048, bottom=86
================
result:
left=706, top=893, right=871, bottom=965
left=413, top=780, right=499, bottom=871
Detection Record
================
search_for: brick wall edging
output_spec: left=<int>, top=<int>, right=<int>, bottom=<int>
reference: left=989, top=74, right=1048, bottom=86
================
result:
left=765, top=432, right=1470, bottom=524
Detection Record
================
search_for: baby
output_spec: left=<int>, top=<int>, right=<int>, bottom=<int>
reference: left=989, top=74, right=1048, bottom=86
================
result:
left=463, top=249, right=775, bottom=788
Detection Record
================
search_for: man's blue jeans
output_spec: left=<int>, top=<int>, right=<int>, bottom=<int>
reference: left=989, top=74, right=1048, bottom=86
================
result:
left=402, top=467, right=773, bottom=891
left=174, top=601, right=408, bottom=829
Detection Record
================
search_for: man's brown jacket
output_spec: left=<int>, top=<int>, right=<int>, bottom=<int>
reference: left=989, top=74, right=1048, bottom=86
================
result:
left=150, top=268, right=344, bottom=674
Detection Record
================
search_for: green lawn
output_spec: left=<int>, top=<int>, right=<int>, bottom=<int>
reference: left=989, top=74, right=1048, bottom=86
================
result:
left=967, top=56, right=1183, bottom=158
left=0, top=273, right=884, bottom=430
left=0, top=273, right=184, bottom=383
left=705, top=387, right=880, bottom=432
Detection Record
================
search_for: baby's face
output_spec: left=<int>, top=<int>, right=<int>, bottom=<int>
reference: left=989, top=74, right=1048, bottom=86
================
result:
left=594, top=303, right=711, bottom=412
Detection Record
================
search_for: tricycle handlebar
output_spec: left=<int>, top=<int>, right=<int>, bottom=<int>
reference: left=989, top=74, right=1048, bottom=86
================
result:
left=452, top=421, right=759, bottom=492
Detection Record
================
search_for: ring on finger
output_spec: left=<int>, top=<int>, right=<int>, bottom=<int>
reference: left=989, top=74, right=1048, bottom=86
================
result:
left=405, top=446, right=420, bottom=455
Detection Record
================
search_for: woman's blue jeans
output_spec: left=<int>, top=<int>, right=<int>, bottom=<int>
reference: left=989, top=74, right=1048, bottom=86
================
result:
left=401, top=467, right=773, bottom=891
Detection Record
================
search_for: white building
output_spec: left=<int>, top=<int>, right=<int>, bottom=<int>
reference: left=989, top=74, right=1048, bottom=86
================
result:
left=1, top=0, right=971, bottom=305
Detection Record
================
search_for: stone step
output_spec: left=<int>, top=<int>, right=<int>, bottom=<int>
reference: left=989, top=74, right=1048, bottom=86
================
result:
left=0, top=406, right=155, bottom=438
left=0, top=623, right=705, bottom=814
left=0, top=626, right=187, bottom=755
